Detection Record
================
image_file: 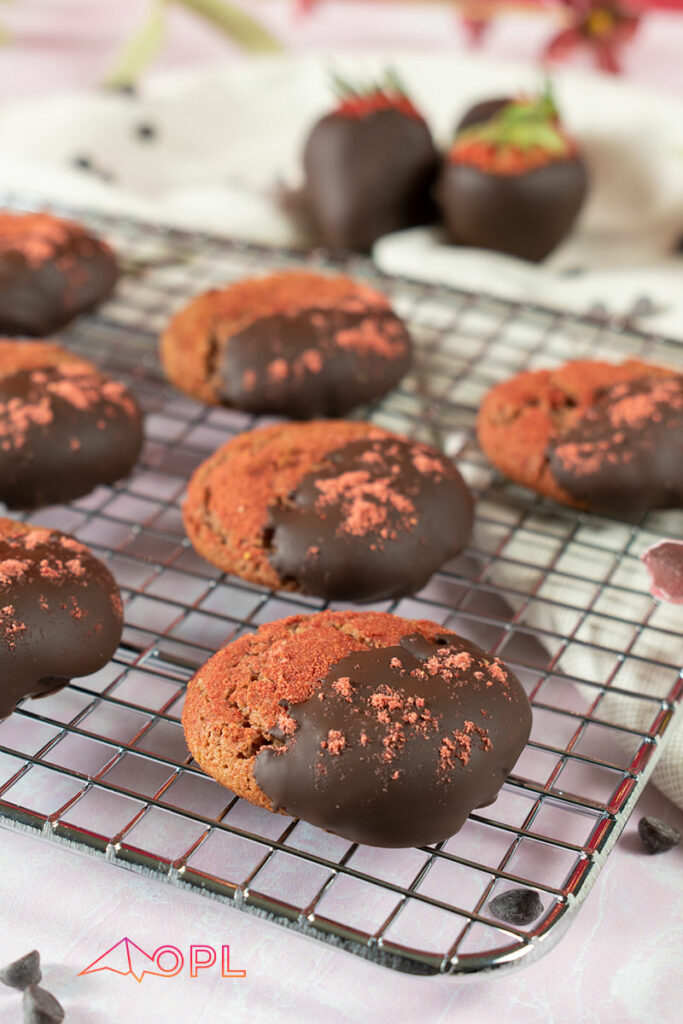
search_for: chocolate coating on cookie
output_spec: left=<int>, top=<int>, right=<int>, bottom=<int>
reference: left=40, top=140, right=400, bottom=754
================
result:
left=0, top=521, right=123, bottom=718
left=0, top=359, right=143, bottom=509
left=266, top=436, right=473, bottom=600
left=548, top=376, right=683, bottom=510
left=0, top=211, right=118, bottom=335
left=217, top=306, right=411, bottom=418
left=253, top=631, right=531, bottom=847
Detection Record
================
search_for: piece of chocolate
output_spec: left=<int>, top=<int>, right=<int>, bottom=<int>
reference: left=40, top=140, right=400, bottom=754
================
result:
left=218, top=306, right=412, bottom=418
left=0, top=522, right=123, bottom=719
left=0, top=211, right=119, bottom=336
left=303, top=78, right=439, bottom=252
left=548, top=376, right=683, bottom=511
left=23, top=986, right=65, bottom=1024
left=487, top=887, right=544, bottom=926
left=253, top=632, right=531, bottom=847
left=637, top=816, right=681, bottom=854
left=266, top=436, right=473, bottom=600
left=641, top=539, right=683, bottom=603
left=0, top=951, right=41, bottom=991
left=0, top=362, right=143, bottom=509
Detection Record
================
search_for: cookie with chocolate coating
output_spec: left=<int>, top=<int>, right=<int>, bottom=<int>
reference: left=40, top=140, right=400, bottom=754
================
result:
left=160, top=271, right=412, bottom=418
left=0, top=210, right=119, bottom=335
left=182, top=610, right=532, bottom=848
left=0, top=517, right=123, bottom=719
left=183, top=420, right=473, bottom=601
left=477, top=359, right=683, bottom=511
left=0, top=339, right=143, bottom=509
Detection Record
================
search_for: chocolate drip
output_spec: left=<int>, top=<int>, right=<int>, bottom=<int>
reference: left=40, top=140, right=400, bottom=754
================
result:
left=0, top=529, right=123, bottom=719
left=0, top=365, right=143, bottom=508
left=266, top=437, right=473, bottom=601
left=217, top=307, right=412, bottom=419
left=254, top=632, right=531, bottom=847
left=548, top=376, right=683, bottom=510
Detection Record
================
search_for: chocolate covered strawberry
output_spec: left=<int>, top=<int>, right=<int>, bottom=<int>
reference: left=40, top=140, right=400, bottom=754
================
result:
left=303, top=71, right=439, bottom=252
left=438, top=88, right=588, bottom=262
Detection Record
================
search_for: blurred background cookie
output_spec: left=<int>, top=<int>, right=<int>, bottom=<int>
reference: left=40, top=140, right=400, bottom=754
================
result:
left=0, top=339, right=143, bottom=508
left=183, top=420, right=473, bottom=601
left=160, top=270, right=412, bottom=418
left=0, top=210, right=119, bottom=335
left=477, top=358, right=682, bottom=511
left=182, top=609, right=531, bottom=848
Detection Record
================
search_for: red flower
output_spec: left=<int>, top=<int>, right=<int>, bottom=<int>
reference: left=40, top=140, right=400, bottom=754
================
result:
left=545, top=2, right=641, bottom=73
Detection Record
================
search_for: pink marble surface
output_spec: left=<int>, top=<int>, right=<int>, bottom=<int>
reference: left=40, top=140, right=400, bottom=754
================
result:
left=0, top=781, right=681, bottom=1023
left=0, top=1, right=682, bottom=98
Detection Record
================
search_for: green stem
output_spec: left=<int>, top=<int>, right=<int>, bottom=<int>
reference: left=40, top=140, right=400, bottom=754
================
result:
left=178, top=0, right=282, bottom=52
left=104, top=0, right=167, bottom=87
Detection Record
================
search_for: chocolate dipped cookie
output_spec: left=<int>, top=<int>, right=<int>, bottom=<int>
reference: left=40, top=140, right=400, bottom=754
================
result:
left=183, top=421, right=473, bottom=601
left=477, top=359, right=683, bottom=511
left=160, top=271, right=412, bottom=418
left=0, top=518, right=123, bottom=718
left=0, top=340, right=143, bottom=509
left=182, top=610, right=532, bottom=848
left=302, top=72, right=439, bottom=252
left=0, top=210, right=119, bottom=335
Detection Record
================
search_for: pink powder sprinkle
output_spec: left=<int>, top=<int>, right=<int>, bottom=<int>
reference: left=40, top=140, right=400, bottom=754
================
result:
left=242, top=369, right=257, bottom=392
left=488, top=661, right=508, bottom=685
left=332, top=676, right=354, bottom=701
left=335, top=318, right=404, bottom=359
left=412, top=450, right=447, bottom=476
left=326, top=730, right=347, bottom=755
left=23, top=529, right=51, bottom=550
left=0, top=559, right=29, bottom=586
left=390, top=657, right=403, bottom=670
left=267, top=358, right=289, bottom=383
left=65, top=559, right=86, bottom=577
left=296, top=348, right=324, bottom=375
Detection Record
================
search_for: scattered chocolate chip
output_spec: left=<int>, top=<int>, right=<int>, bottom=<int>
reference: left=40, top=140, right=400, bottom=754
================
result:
left=487, top=887, right=544, bottom=926
left=72, top=155, right=92, bottom=170
left=638, top=816, right=681, bottom=855
left=0, top=949, right=41, bottom=990
left=22, top=985, right=64, bottom=1024
left=105, top=82, right=138, bottom=97
left=135, top=122, right=157, bottom=141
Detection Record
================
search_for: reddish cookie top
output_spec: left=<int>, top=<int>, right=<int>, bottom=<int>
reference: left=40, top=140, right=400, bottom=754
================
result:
left=183, top=610, right=531, bottom=847
left=477, top=359, right=679, bottom=509
left=160, top=271, right=412, bottom=416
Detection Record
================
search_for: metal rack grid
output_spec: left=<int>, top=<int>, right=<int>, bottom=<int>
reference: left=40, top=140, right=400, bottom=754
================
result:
left=0, top=202, right=681, bottom=977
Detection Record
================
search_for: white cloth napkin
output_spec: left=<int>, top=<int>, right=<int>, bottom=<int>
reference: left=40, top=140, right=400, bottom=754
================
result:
left=0, top=52, right=680, bottom=806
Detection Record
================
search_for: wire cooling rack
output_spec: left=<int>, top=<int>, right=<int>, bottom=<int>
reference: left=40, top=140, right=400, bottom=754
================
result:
left=0, top=202, right=681, bottom=978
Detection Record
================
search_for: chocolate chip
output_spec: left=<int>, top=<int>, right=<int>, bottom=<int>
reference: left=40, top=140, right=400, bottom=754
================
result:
left=637, top=816, right=681, bottom=854
left=135, top=122, right=157, bottom=141
left=22, top=985, right=64, bottom=1024
left=0, top=949, right=41, bottom=990
left=72, top=155, right=92, bottom=170
left=487, top=887, right=544, bottom=926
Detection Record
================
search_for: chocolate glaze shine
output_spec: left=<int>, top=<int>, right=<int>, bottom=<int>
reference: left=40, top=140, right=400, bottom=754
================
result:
left=0, top=364, right=143, bottom=508
left=218, top=307, right=412, bottom=419
left=437, top=156, right=588, bottom=262
left=548, top=376, right=683, bottom=510
left=0, top=526, right=123, bottom=718
left=254, top=632, right=531, bottom=847
left=266, top=437, right=473, bottom=600
left=303, top=108, right=439, bottom=252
